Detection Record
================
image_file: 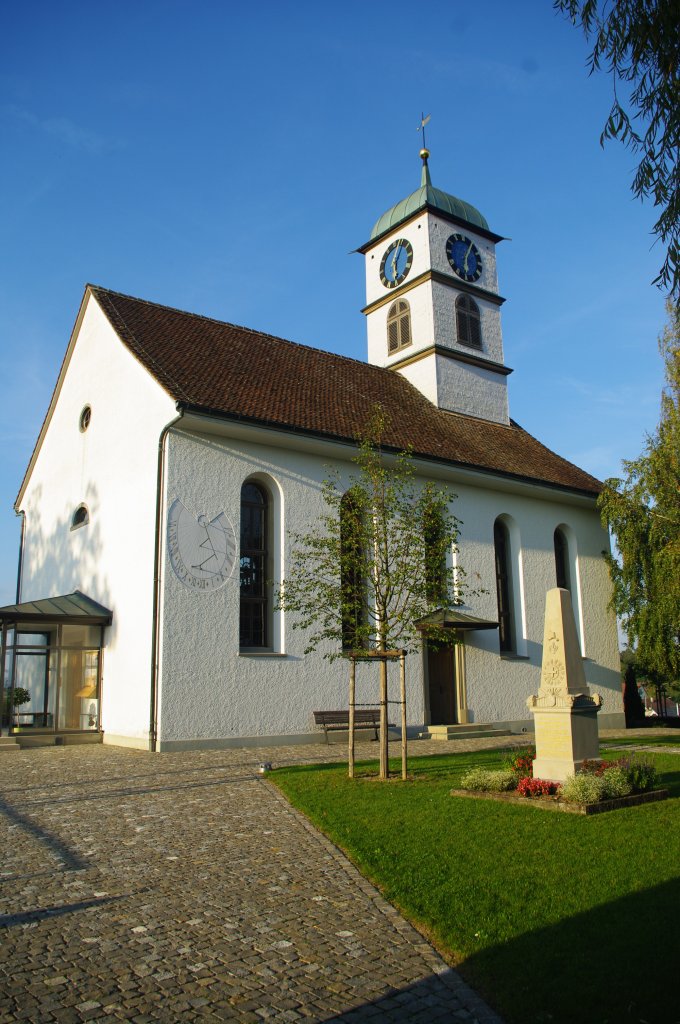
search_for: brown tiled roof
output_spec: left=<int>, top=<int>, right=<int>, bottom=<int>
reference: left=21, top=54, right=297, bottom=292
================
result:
left=90, top=285, right=601, bottom=496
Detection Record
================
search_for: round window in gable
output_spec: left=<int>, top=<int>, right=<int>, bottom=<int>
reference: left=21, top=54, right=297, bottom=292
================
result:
left=79, top=406, right=92, bottom=432
left=71, top=504, right=90, bottom=530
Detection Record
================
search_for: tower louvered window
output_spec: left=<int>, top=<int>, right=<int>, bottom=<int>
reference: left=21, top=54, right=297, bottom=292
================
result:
left=387, top=299, right=411, bottom=354
left=456, top=294, right=482, bottom=348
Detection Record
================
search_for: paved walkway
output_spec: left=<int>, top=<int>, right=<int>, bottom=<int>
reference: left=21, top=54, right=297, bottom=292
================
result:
left=0, top=739, right=518, bottom=1024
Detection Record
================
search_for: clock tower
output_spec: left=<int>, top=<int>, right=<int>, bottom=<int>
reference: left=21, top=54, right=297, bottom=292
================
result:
left=359, top=148, right=511, bottom=425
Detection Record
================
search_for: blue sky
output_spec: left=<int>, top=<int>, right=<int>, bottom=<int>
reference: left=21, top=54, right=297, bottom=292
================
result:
left=0, top=0, right=669, bottom=606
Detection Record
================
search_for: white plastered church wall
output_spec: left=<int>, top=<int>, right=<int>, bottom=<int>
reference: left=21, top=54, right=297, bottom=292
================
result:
left=17, top=295, right=177, bottom=745
left=157, top=428, right=430, bottom=747
left=156, top=427, right=623, bottom=746
left=449, top=478, right=622, bottom=728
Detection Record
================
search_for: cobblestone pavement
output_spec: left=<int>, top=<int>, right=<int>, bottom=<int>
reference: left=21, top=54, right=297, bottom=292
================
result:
left=0, top=738, right=521, bottom=1024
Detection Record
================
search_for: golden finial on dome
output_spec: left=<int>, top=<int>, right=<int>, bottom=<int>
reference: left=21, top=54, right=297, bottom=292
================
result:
left=420, top=147, right=430, bottom=161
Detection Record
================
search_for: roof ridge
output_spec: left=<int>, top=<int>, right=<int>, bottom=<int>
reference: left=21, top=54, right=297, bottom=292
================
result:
left=87, top=284, right=375, bottom=372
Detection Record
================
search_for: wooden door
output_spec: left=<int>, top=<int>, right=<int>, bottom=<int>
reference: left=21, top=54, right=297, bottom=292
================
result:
left=427, top=644, right=456, bottom=725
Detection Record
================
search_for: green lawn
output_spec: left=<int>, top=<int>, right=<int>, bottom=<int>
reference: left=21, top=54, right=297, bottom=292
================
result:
left=272, top=748, right=680, bottom=1024
left=603, top=733, right=680, bottom=747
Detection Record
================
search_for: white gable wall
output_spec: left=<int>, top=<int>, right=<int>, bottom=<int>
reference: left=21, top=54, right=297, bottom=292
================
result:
left=17, top=294, right=177, bottom=745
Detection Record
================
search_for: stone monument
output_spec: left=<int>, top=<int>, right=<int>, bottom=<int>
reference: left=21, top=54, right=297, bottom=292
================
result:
left=528, top=587, right=602, bottom=782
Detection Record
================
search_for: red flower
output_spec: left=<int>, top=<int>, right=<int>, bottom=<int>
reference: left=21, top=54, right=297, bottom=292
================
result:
left=517, top=776, right=561, bottom=798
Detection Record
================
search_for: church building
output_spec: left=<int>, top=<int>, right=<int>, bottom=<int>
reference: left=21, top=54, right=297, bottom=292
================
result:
left=1, top=148, right=623, bottom=749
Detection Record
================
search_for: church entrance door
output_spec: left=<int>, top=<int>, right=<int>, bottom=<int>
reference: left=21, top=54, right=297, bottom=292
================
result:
left=427, top=644, right=457, bottom=725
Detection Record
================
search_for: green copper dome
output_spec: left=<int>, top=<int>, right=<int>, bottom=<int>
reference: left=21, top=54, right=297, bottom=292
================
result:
left=370, top=152, right=489, bottom=240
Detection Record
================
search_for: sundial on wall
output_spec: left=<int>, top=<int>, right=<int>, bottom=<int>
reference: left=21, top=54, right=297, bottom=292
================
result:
left=167, top=498, right=237, bottom=591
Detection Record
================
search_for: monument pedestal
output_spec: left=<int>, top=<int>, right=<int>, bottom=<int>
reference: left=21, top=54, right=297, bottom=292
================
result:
left=530, top=701, right=601, bottom=782
left=528, top=588, right=602, bottom=783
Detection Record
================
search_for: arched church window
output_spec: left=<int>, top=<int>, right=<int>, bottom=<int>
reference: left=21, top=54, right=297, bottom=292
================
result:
left=387, top=299, right=411, bottom=355
left=456, top=294, right=482, bottom=348
left=340, top=489, right=368, bottom=650
left=71, top=504, right=89, bottom=530
left=240, top=481, right=270, bottom=648
left=554, top=527, right=570, bottom=591
left=493, top=518, right=515, bottom=653
left=423, top=503, right=447, bottom=605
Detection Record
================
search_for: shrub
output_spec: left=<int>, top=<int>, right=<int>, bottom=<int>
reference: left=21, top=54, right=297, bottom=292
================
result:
left=460, top=768, right=518, bottom=792
left=517, top=776, right=561, bottom=798
left=600, top=765, right=633, bottom=799
left=624, top=755, right=659, bottom=793
left=504, top=747, right=536, bottom=778
left=562, top=773, right=607, bottom=804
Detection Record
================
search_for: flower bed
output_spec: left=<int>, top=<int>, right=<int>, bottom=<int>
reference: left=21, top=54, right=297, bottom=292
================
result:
left=453, top=753, right=667, bottom=814
left=450, top=786, right=669, bottom=815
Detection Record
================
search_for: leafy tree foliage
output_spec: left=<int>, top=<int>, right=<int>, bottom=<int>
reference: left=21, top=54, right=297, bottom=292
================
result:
left=598, top=300, right=680, bottom=684
left=279, top=406, right=473, bottom=657
left=555, top=0, right=680, bottom=295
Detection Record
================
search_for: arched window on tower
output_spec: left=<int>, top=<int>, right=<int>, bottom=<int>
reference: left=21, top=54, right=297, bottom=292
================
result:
left=240, top=480, right=270, bottom=649
left=456, top=294, right=482, bottom=348
left=493, top=518, right=516, bottom=653
left=387, top=299, right=411, bottom=355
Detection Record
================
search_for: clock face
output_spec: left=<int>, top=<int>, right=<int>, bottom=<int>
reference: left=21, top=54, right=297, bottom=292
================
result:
left=380, top=238, right=413, bottom=288
left=446, top=233, right=483, bottom=283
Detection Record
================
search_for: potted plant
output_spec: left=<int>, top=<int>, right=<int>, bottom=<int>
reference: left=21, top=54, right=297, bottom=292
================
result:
left=2, top=686, right=31, bottom=727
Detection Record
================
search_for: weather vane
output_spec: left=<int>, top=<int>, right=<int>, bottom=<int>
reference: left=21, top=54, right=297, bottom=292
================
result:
left=417, top=112, right=431, bottom=151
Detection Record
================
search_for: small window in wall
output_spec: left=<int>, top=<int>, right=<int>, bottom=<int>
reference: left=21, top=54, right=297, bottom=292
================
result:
left=456, top=294, right=482, bottom=348
left=387, top=299, right=411, bottom=354
left=240, top=481, right=269, bottom=648
left=71, top=504, right=89, bottom=530
left=79, top=406, right=92, bottom=432
left=554, top=528, right=570, bottom=590
left=493, top=519, right=515, bottom=652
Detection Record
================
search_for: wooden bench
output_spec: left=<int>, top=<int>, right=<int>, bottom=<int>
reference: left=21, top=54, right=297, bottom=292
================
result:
left=313, top=709, right=391, bottom=742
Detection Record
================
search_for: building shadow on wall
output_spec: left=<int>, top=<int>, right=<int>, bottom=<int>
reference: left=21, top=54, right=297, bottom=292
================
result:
left=17, top=482, right=110, bottom=611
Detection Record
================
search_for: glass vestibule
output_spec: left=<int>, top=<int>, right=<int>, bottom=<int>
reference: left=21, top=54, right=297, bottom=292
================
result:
left=2, top=623, right=104, bottom=734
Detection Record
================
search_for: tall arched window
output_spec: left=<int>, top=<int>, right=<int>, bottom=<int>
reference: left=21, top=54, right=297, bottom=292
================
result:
left=456, top=294, right=482, bottom=348
left=387, top=299, right=411, bottom=354
left=423, top=504, right=447, bottom=606
left=240, top=481, right=269, bottom=648
left=340, top=489, right=367, bottom=650
left=554, top=527, right=570, bottom=591
left=493, top=519, right=515, bottom=652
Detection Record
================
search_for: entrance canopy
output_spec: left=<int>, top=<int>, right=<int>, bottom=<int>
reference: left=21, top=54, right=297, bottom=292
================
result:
left=416, top=608, right=498, bottom=632
left=0, top=591, right=112, bottom=628
left=0, top=592, right=112, bottom=736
